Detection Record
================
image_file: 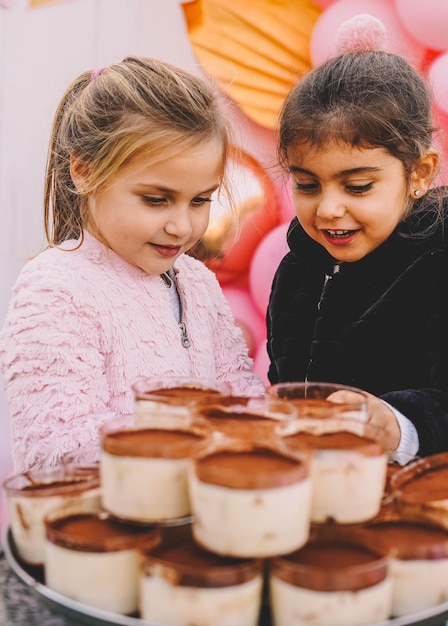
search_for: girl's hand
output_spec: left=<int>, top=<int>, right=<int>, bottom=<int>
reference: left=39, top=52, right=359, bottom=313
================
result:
left=328, top=389, right=401, bottom=454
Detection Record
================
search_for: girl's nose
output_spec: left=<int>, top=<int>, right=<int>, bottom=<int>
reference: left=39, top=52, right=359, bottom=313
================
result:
left=316, top=191, right=346, bottom=220
left=164, top=207, right=193, bottom=238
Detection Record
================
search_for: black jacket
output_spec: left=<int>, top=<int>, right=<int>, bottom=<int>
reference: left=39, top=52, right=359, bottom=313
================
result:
left=267, top=191, right=448, bottom=456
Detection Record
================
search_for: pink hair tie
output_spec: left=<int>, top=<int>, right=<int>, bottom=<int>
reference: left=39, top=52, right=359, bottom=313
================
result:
left=90, top=67, right=104, bottom=80
left=335, top=13, right=387, bottom=54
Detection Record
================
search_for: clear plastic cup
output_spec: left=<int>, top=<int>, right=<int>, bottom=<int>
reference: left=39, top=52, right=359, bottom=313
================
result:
left=270, top=523, right=392, bottom=626
left=280, top=419, right=388, bottom=524
left=3, top=464, right=101, bottom=565
left=133, top=376, right=232, bottom=428
left=359, top=511, right=448, bottom=616
left=100, top=420, right=212, bottom=523
left=140, top=528, right=263, bottom=626
left=189, top=438, right=312, bottom=557
left=267, top=381, right=368, bottom=434
left=44, top=508, right=160, bottom=614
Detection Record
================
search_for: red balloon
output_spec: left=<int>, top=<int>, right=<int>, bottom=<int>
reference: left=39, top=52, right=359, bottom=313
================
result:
left=428, top=52, right=448, bottom=117
left=198, top=147, right=281, bottom=284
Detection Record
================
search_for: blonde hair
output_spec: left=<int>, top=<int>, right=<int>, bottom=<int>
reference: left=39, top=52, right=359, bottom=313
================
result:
left=44, top=56, right=232, bottom=245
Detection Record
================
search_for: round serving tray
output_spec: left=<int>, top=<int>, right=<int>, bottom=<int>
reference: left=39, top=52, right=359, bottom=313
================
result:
left=4, top=526, right=448, bottom=626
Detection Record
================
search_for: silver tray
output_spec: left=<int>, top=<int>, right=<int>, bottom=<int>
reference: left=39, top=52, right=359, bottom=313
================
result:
left=4, top=526, right=448, bottom=626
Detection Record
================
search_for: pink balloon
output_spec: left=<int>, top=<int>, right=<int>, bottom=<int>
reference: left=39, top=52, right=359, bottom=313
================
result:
left=275, top=178, right=296, bottom=223
left=311, top=0, right=425, bottom=67
left=249, top=221, right=290, bottom=317
left=222, top=286, right=265, bottom=357
left=252, top=339, right=270, bottom=386
left=428, top=52, right=448, bottom=117
left=395, top=0, right=448, bottom=52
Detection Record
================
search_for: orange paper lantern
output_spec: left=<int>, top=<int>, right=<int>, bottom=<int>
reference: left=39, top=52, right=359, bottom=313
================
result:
left=183, top=0, right=321, bottom=129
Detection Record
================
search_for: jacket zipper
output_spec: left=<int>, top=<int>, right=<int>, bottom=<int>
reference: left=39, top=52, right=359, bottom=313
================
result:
left=307, top=262, right=340, bottom=381
left=171, top=272, right=191, bottom=348
left=317, top=263, right=340, bottom=310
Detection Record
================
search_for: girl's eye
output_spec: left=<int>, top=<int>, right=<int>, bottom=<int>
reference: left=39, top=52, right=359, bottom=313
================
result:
left=143, top=196, right=166, bottom=206
left=293, top=182, right=319, bottom=193
left=346, top=183, right=373, bottom=195
left=192, top=196, right=212, bottom=206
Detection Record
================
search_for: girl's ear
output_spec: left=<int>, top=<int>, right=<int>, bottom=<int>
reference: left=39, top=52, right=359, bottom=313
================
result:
left=409, top=150, right=439, bottom=198
left=70, top=152, right=89, bottom=192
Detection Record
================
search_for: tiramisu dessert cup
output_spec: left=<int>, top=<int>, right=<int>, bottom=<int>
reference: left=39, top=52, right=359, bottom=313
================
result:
left=189, top=439, right=312, bottom=557
left=383, top=461, right=404, bottom=504
left=100, top=421, right=211, bottom=523
left=193, top=395, right=297, bottom=440
left=269, top=525, right=392, bottom=626
left=360, top=510, right=448, bottom=617
left=133, top=376, right=231, bottom=428
left=279, top=420, right=387, bottom=523
left=389, top=452, right=448, bottom=526
left=44, top=509, right=160, bottom=614
left=267, top=381, right=368, bottom=435
left=3, top=465, right=101, bottom=565
left=140, top=529, right=264, bottom=626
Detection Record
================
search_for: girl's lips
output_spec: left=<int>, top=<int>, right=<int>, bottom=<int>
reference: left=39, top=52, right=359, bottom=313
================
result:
left=150, top=243, right=182, bottom=258
left=322, top=229, right=358, bottom=246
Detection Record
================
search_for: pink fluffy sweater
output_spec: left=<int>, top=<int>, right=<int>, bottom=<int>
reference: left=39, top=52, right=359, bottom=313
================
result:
left=0, top=232, right=265, bottom=472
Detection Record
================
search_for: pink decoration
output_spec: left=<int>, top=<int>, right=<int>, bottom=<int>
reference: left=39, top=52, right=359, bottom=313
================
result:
left=91, top=67, right=104, bottom=80
left=312, top=0, right=337, bottom=8
left=395, top=0, right=448, bottom=52
left=335, top=13, right=387, bottom=54
left=249, top=221, right=290, bottom=317
left=275, top=180, right=296, bottom=223
left=222, top=286, right=265, bottom=357
left=311, top=0, right=426, bottom=67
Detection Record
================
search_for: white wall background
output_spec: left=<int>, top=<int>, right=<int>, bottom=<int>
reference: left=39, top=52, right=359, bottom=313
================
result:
left=0, top=0, right=201, bottom=320
left=0, top=0, right=278, bottom=534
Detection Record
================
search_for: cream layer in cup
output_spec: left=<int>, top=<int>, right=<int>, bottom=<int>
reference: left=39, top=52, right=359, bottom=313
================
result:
left=189, top=440, right=311, bottom=557
left=269, top=527, right=392, bottom=626
left=192, top=395, right=297, bottom=440
left=100, top=423, right=210, bottom=522
left=280, top=425, right=387, bottom=523
left=133, top=376, right=230, bottom=428
left=361, top=516, right=448, bottom=616
left=3, top=465, right=101, bottom=565
left=140, top=530, right=263, bottom=626
left=389, top=452, right=448, bottom=524
left=44, top=510, right=160, bottom=615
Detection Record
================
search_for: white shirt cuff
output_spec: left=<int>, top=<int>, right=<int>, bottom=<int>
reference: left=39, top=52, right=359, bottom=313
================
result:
left=383, top=401, right=419, bottom=465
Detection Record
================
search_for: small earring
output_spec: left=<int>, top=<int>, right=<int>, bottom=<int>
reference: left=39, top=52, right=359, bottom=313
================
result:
left=414, top=189, right=421, bottom=197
